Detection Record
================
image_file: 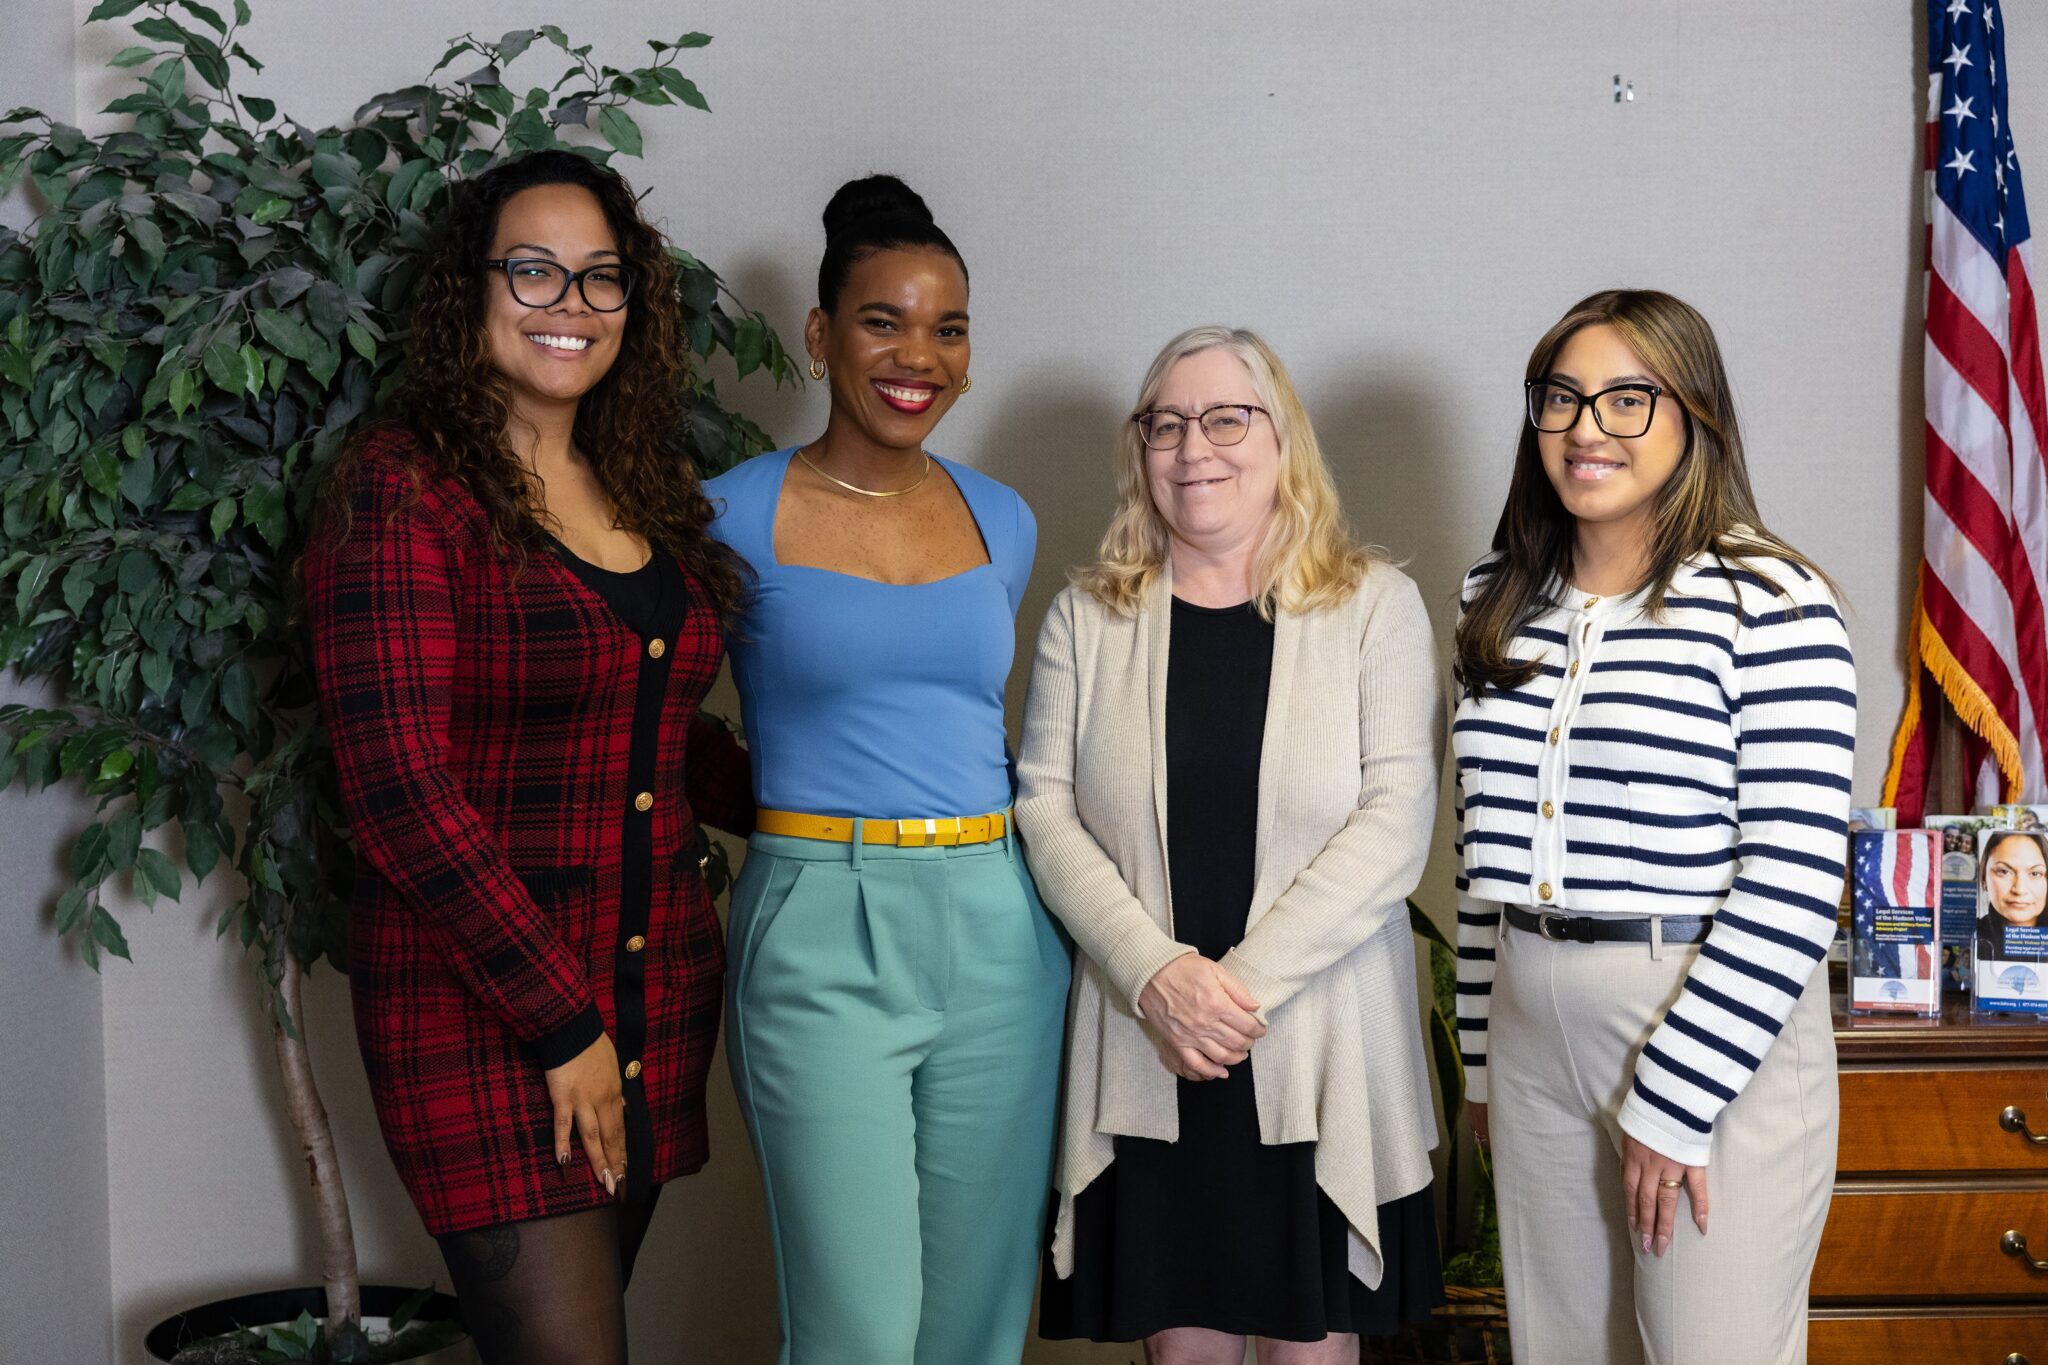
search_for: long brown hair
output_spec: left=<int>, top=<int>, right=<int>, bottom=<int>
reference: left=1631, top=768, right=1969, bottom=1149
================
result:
left=314, top=150, right=747, bottom=623
left=1453, top=289, right=1834, bottom=699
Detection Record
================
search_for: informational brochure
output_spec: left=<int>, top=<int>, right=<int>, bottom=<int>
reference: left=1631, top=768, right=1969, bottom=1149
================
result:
left=1925, top=815, right=2001, bottom=990
left=1849, top=829, right=1944, bottom=1016
left=1973, top=826, right=2048, bottom=1016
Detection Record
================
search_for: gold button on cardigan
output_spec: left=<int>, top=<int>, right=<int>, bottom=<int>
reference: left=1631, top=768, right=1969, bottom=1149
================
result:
left=1015, top=565, right=1446, bottom=1290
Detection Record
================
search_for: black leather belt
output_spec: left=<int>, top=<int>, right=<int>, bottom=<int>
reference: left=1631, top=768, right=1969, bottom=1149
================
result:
left=1504, top=906, right=1713, bottom=944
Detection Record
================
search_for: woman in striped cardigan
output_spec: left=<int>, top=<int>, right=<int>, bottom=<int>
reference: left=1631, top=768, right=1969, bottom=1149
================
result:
left=1451, top=290, right=1855, bottom=1365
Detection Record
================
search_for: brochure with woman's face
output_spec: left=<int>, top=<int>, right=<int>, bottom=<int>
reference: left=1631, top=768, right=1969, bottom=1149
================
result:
left=1974, top=826, right=2048, bottom=1014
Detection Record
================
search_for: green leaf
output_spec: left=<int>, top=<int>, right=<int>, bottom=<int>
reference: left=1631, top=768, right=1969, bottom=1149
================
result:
left=344, top=321, right=376, bottom=362
left=13, top=553, right=54, bottom=620
left=126, top=214, right=166, bottom=266
left=71, top=823, right=112, bottom=884
left=177, top=1, right=228, bottom=35
left=81, top=445, right=122, bottom=497
left=136, top=846, right=181, bottom=903
left=54, top=887, right=88, bottom=935
left=184, top=817, right=221, bottom=880
left=88, top=905, right=132, bottom=962
left=165, top=480, right=212, bottom=512
left=62, top=564, right=96, bottom=616
left=117, top=549, right=156, bottom=596
left=98, top=748, right=133, bottom=783
left=496, top=28, right=536, bottom=63
left=201, top=330, right=244, bottom=395
left=209, top=496, right=236, bottom=539
left=242, top=481, right=285, bottom=548
left=120, top=445, right=155, bottom=509
left=239, top=94, right=276, bottom=123
left=239, top=342, right=265, bottom=396
left=86, top=0, right=148, bottom=20
left=168, top=367, right=199, bottom=417
left=672, top=31, right=712, bottom=48
left=109, top=46, right=158, bottom=67
left=141, top=651, right=172, bottom=697
left=145, top=55, right=187, bottom=105
left=733, top=314, right=768, bottom=379
left=248, top=195, right=292, bottom=226
left=220, top=661, right=256, bottom=731
left=597, top=106, right=643, bottom=157
left=653, top=68, right=709, bottom=112
left=384, top=158, right=430, bottom=213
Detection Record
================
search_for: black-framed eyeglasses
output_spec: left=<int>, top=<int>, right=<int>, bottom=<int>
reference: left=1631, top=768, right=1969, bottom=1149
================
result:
left=484, top=257, right=637, bottom=313
left=1133, top=404, right=1269, bottom=450
left=1524, top=380, right=1663, bottom=438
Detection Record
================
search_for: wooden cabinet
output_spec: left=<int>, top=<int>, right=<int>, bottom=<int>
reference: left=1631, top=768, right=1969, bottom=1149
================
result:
left=1812, top=991, right=2048, bottom=1365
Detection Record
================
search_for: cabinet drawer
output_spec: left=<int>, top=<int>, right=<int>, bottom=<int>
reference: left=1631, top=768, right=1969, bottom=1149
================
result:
left=1810, top=1308, right=2048, bottom=1363
left=1812, top=1186, right=2048, bottom=1301
left=1838, top=1067, right=2048, bottom=1174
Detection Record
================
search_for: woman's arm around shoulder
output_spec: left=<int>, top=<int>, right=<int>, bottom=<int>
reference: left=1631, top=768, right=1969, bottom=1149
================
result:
left=1015, top=585, right=1195, bottom=1010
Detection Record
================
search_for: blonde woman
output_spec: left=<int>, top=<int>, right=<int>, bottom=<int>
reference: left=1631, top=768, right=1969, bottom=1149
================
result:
left=1453, top=290, right=1852, bottom=1363
left=1019, top=326, right=1446, bottom=1362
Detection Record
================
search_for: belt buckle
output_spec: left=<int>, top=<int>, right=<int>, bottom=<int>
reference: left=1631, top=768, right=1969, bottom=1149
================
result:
left=1538, top=910, right=1569, bottom=942
left=896, top=818, right=929, bottom=848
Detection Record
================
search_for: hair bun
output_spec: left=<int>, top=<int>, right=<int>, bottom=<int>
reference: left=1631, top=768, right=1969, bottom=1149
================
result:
left=822, top=174, right=934, bottom=240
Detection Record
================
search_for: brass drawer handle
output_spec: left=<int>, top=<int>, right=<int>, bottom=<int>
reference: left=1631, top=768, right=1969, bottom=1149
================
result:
left=2008, top=1354, right=2030, bottom=1365
left=2002, top=1229, right=2048, bottom=1271
left=2002, top=1105, right=2048, bottom=1146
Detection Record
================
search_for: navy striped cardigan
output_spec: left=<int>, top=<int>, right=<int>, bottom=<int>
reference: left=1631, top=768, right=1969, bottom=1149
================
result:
left=1451, top=548, right=1856, bottom=1166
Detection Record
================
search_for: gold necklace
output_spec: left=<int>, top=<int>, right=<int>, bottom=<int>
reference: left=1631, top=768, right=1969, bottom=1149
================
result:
left=796, top=445, right=931, bottom=499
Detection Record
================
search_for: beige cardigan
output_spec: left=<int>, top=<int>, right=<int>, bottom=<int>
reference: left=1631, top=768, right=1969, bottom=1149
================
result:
left=1015, top=564, right=1444, bottom=1288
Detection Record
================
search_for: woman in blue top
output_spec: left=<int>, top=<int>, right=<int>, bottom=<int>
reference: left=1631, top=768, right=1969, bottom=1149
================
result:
left=705, top=175, right=1069, bottom=1365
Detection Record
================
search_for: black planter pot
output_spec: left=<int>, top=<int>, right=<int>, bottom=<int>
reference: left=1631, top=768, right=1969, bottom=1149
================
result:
left=144, top=1284, right=469, bottom=1364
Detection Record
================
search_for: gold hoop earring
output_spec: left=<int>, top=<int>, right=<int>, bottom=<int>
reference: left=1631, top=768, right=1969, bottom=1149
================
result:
left=809, top=359, right=826, bottom=381
left=959, top=375, right=972, bottom=393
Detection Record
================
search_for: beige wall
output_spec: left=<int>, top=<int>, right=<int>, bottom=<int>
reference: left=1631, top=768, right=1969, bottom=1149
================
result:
left=3, top=0, right=2015, bottom=1360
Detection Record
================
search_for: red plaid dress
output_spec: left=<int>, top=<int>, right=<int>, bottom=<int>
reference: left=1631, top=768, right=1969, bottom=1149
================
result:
left=304, top=429, right=753, bottom=1235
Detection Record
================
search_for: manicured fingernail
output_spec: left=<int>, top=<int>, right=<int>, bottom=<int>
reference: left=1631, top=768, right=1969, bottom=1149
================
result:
left=1641, top=1234, right=1651, bottom=1253
left=1654, top=1236, right=1669, bottom=1256
left=557, top=1150, right=570, bottom=1167
left=603, top=1169, right=616, bottom=1195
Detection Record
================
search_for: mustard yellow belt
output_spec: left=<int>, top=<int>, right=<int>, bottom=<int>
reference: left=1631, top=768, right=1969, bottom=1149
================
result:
left=755, top=807, right=1010, bottom=847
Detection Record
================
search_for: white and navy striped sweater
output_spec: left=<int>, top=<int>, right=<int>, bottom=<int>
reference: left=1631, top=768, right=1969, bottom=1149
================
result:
left=1451, top=549, right=1856, bottom=1167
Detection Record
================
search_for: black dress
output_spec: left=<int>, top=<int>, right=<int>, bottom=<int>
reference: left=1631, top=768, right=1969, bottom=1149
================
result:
left=1039, top=596, right=1445, bottom=1343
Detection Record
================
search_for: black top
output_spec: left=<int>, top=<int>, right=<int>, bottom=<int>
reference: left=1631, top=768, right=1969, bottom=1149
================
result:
left=1165, top=597, right=1274, bottom=955
left=1039, top=596, right=1444, bottom=1343
left=546, top=536, right=668, bottom=635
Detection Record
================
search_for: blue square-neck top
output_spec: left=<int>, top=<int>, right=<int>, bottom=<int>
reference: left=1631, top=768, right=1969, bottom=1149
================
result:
left=704, top=446, right=1037, bottom=820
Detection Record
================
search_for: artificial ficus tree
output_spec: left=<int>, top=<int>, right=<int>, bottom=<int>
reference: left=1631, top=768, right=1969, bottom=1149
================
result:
left=0, top=3, right=792, bottom=1354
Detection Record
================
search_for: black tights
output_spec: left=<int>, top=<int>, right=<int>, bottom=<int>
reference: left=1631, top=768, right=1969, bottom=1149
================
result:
left=437, top=1186, right=663, bottom=1365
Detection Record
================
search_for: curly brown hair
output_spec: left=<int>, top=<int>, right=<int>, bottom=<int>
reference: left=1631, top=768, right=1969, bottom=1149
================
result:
left=315, top=149, right=747, bottom=623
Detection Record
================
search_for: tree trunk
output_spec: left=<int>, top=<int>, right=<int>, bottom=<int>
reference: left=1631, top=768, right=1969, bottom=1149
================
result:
left=274, top=964, right=362, bottom=1333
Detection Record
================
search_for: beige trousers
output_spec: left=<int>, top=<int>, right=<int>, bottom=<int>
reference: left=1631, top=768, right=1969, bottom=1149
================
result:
left=1488, top=921, right=1838, bottom=1365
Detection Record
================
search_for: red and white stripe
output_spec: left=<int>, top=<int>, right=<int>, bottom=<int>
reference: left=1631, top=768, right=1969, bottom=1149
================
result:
left=1916, top=66, right=2048, bottom=806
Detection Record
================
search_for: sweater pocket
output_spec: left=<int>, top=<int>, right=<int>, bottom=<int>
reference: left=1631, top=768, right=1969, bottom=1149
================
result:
left=1458, top=764, right=1491, bottom=876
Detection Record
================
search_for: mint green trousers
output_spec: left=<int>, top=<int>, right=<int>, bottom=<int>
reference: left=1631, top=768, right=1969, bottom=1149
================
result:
left=726, top=829, right=1071, bottom=1365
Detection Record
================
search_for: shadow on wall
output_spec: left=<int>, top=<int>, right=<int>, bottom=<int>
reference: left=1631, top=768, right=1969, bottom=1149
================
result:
left=1314, top=359, right=1467, bottom=623
left=972, top=367, right=1132, bottom=715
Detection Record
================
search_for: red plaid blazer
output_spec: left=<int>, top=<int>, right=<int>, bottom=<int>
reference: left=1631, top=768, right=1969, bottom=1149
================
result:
left=304, top=429, right=753, bottom=1235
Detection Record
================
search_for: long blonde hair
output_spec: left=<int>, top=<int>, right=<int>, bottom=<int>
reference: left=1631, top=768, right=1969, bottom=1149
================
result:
left=1072, top=325, right=1381, bottom=617
left=1452, top=289, right=1837, bottom=699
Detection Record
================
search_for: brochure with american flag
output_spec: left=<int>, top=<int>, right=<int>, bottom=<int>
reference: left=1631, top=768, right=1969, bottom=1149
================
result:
left=1850, top=829, right=1943, bottom=1016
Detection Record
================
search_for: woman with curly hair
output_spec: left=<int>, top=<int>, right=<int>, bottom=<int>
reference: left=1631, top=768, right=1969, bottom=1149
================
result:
left=304, top=149, right=753, bottom=1365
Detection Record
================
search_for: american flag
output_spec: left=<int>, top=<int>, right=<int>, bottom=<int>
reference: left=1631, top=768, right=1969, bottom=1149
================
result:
left=1852, top=830, right=1940, bottom=988
left=1886, top=0, right=2048, bottom=819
